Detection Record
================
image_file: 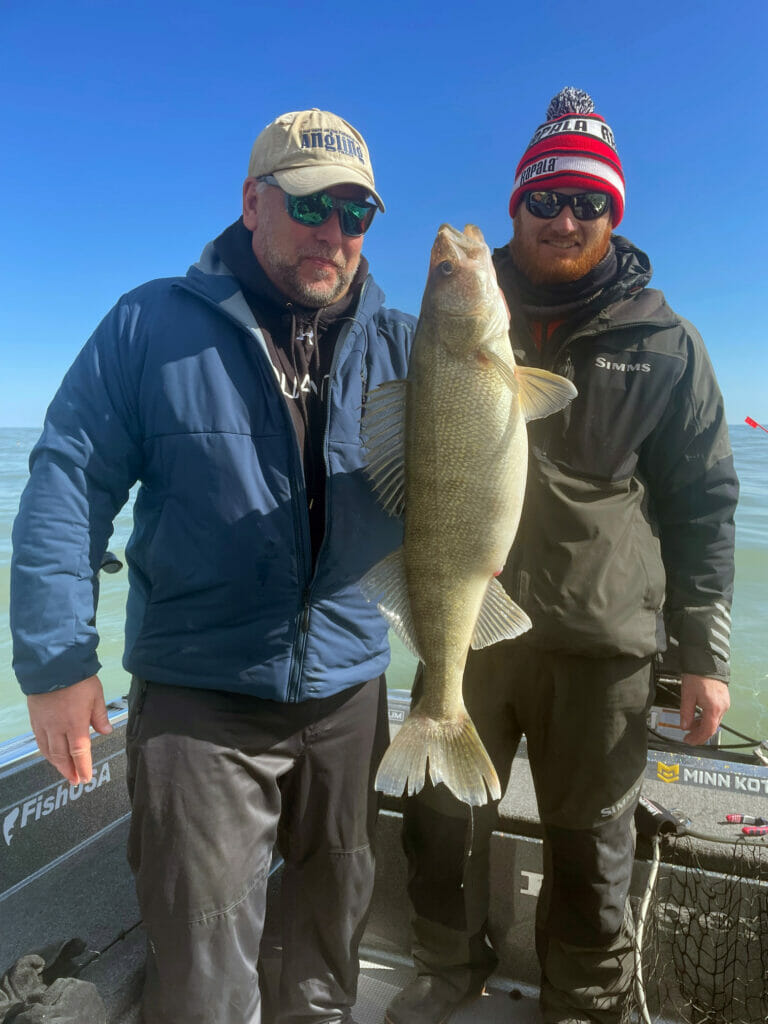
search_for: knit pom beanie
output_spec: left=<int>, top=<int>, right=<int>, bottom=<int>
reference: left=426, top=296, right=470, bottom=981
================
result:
left=509, top=87, right=624, bottom=226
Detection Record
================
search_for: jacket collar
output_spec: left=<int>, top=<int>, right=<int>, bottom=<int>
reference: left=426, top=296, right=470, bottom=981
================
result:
left=212, top=218, right=368, bottom=332
left=494, top=234, right=679, bottom=333
left=180, top=230, right=385, bottom=335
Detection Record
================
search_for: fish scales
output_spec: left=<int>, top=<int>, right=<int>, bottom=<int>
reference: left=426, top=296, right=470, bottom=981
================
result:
left=362, top=224, right=577, bottom=805
left=404, top=332, right=525, bottom=718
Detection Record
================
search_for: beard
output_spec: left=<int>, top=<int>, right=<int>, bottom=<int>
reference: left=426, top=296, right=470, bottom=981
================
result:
left=259, top=240, right=358, bottom=308
left=510, top=216, right=612, bottom=286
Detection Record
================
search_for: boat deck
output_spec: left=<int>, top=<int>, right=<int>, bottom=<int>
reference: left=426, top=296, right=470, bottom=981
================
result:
left=0, top=810, right=542, bottom=1024
left=2, top=694, right=767, bottom=1023
left=354, top=956, right=541, bottom=1024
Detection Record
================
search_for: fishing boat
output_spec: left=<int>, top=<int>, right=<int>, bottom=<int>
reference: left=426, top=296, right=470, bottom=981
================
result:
left=2, top=672, right=766, bottom=1024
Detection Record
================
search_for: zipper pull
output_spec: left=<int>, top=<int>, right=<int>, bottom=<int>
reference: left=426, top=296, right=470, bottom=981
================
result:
left=555, top=354, right=574, bottom=380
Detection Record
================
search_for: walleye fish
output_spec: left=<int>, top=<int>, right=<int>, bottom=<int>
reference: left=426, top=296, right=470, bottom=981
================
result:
left=361, top=224, right=577, bottom=806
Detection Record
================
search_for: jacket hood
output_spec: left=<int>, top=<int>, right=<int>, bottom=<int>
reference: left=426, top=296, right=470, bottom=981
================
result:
left=601, top=236, right=680, bottom=331
left=494, top=234, right=679, bottom=334
left=610, top=235, right=652, bottom=292
left=180, top=240, right=386, bottom=335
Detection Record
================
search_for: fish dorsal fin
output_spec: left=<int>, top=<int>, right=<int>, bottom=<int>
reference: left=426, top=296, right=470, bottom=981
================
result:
left=362, top=380, right=407, bottom=516
left=470, top=577, right=532, bottom=649
left=517, top=366, right=578, bottom=422
left=360, top=547, right=422, bottom=660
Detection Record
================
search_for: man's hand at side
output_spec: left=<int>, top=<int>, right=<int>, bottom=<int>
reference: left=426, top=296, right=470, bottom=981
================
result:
left=680, top=673, right=730, bottom=746
left=27, top=676, right=113, bottom=785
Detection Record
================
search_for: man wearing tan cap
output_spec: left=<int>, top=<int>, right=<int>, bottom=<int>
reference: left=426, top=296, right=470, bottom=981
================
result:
left=11, top=108, right=416, bottom=1024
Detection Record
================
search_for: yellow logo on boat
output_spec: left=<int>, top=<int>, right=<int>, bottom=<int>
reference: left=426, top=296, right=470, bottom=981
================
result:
left=656, top=762, right=679, bottom=784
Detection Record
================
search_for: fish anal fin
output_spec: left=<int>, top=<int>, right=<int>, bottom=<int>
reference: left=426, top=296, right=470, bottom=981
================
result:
left=471, top=577, right=532, bottom=649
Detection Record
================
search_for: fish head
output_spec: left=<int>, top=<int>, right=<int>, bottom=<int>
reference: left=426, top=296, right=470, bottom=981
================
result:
left=420, top=224, right=509, bottom=354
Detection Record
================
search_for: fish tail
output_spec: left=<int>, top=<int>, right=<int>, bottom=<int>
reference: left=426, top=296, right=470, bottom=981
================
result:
left=375, top=711, right=501, bottom=806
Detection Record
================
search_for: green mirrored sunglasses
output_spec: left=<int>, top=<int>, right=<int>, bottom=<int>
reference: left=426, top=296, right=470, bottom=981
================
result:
left=259, top=175, right=377, bottom=237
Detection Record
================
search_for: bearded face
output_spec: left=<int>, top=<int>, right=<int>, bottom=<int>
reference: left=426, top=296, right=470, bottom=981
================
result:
left=243, top=180, right=364, bottom=307
left=510, top=191, right=613, bottom=286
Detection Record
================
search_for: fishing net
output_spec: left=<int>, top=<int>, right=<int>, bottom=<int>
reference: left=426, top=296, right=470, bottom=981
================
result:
left=633, top=835, right=768, bottom=1024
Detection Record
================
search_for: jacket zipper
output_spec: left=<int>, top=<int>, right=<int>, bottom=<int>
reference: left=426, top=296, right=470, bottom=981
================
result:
left=313, top=280, right=369, bottom=573
left=259, top=325, right=312, bottom=702
left=287, top=284, right=369, bottom=700
left=173, top=281, right=315, bottom=701
left=285, top=293, right=368, bottom=698
left=174, top=278, right=371, bottom=703
left=281, top=303, right=314, bottom=702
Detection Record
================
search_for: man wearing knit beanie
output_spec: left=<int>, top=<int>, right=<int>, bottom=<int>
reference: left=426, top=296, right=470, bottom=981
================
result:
left=387, top=88, right=738, bottom=1024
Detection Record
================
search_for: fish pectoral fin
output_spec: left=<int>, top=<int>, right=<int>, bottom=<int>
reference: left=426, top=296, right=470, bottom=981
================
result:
left=362, top=380, right=408, bottom=516
left=375, top=708, right=501, bottom=805
left=360, top=547, right=422, bottom=659
left=483, top=349, right=518, bottom=391
left=516, top=366, right=578, bottom=422
left=471, top=577, right=532, bottom=648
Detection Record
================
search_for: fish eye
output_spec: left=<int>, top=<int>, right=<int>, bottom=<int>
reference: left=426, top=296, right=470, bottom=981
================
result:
left=438, top=260, right=453, bottom=276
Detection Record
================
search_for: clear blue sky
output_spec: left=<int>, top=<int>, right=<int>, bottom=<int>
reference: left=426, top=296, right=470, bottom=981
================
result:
left=2, top=0, right=766, bottom=427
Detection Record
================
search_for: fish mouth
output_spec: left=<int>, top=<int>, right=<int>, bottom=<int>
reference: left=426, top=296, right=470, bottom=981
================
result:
left=430, top=224, right=487, bottom=270
left=425, top=223, right=495, bottom=318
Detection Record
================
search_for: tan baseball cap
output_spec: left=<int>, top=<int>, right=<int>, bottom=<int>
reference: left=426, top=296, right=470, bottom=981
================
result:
left=247, top=108, right=385, bottom=212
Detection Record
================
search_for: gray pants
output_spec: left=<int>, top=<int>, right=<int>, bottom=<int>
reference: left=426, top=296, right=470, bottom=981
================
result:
left=401, top=645, right=654, bottom=1024
left=126, top=676, right=389, bottom=1024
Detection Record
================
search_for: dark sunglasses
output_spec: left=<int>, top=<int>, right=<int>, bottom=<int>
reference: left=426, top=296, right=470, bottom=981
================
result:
left=259, top=175, right=377, bottom=237
left=525, top=190, right=611, bottom=221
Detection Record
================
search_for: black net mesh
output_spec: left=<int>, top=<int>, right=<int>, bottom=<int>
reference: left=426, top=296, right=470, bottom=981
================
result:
left=634, top=836, right=768, bottom=1023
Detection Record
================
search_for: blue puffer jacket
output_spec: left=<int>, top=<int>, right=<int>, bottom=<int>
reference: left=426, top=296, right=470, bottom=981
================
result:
left=11, top=243, right=416, bottom=698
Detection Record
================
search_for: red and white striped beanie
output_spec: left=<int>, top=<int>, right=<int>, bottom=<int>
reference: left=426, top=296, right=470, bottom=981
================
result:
left=509, top=88, right=625, bottom=226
